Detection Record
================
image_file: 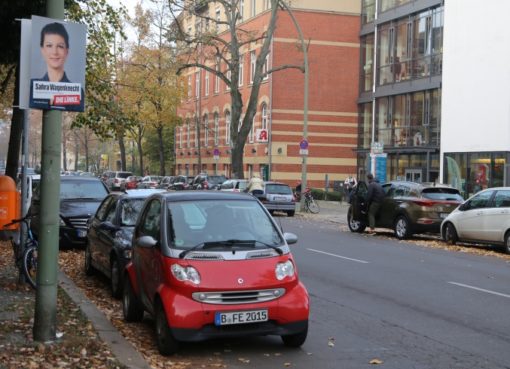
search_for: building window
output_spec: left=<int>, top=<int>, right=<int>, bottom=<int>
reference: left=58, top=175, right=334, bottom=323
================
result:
left=214, top=59, right=220, bottom=93
left=251, top=0, right=256, bottom=17
left=204, top=71, right=209, bottom=96
left=361, top=35, right=374, bottom=92
left=194, top=117, right=198, bottom=147
left=178, top=126, right=182, bottom=148
left=238, top=0, right=244, bottom=21
left=249, top=115, right=255, bottom=143
left=214, top=112, right=219, bottom=146
left=226, top=67, right=231, bottom=91
left=238, top=54, right=244, bottom=86
left=361, top=0, right=375, bottom=24
left=215, top=7, right=221, bottom=31
left=250, top=50, right=256, bottom=83
left=225, top=110, right=231, bottom=145
left=186, top=119, right=191, bottom=148
left=261, top=103, right=268, bottom=129
left=187, top=75, right=192, bottom=97
left=195, top=71, right=200, bottom=98
left=204, top=114, right=209, bottom=147
left=262, top=54, right=269, bottom=80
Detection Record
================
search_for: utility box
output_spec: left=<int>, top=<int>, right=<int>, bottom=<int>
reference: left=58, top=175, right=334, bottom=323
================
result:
left=0, top=175, right=20, bottom=230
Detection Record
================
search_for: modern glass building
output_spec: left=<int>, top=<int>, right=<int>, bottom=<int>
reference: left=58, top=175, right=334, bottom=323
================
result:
left=357, top=0, right=444, bottom=184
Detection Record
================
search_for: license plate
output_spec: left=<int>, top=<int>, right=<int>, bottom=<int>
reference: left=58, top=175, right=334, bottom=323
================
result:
left=274, top=196, right=288, bottom=201
left=77, top=229, right=87, bottom=238
left=439, top=213, right=448, bottom=219
left=214, top=309, right=268, bottom=326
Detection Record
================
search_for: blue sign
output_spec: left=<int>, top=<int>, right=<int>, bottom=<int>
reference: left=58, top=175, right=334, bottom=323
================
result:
left=369, top=153, right=387, bottom=183
left=299, top=139, right=308, bottom=150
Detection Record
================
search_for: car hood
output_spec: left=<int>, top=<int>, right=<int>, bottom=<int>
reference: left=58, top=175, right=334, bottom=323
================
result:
left=60, top=198, right=103, bottom=218
left=178, top=256, right=298, bottom=290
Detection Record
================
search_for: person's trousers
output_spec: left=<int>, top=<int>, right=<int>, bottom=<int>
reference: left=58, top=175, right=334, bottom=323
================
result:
left=368, top=202, right=381, bottom=229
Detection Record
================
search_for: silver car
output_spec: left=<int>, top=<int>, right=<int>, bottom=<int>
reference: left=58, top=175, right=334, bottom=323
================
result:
left=259, top=182, right=296, bottom=217
left=441, top=187, right=510, bottom=253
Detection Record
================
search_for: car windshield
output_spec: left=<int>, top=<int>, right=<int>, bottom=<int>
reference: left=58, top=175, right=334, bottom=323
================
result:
left=208, top=176, right=227, bottom=185
left=266, top=184, right=292, bottom=195
left=120, top=198, right=146, bottom=226
left=166, top=199, right=283, bottom=250
left=60, top=180, right=108, bottom=199
left=118, top=172, right=132, bottom=179
left=421, top=188, right=464, bottom=201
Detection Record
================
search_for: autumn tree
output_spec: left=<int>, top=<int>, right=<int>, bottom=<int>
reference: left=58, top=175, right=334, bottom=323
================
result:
left=170, top=0, right=303, bottom=179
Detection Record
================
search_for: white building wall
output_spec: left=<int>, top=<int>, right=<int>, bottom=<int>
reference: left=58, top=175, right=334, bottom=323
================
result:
left=441, top=0, right=510, bottom=156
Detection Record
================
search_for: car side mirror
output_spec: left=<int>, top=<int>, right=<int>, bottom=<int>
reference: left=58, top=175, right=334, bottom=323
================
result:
left=283, top=232, right=298, bottom=245
left=100, top=221, right=119, bottom=232
left=136, top=235, right=158, bottom=248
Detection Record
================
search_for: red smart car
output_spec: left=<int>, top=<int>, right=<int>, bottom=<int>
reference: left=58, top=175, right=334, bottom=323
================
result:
left=122, top=191, right=309, bottom=355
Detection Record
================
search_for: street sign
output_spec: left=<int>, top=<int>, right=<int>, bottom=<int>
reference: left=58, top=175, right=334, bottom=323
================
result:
left=299, top=139, right=309, bottom=150
left=299, top=149, right=309, bottom=156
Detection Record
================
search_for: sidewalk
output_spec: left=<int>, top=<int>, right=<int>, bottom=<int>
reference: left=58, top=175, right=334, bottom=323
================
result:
left=295, top=199, right=350, bottom=224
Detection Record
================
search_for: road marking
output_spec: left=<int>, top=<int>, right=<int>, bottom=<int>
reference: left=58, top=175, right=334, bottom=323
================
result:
left=448, top=282, right=510, bottom=299
left=307, top=248, right=369, bottom=264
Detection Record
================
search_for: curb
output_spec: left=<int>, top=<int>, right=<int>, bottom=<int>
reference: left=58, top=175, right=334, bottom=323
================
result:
left=58, top=271, right=151, bottom=369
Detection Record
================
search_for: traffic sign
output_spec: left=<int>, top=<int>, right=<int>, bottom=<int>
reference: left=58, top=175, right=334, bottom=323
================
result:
left=299, top=139, right=309, bottom=150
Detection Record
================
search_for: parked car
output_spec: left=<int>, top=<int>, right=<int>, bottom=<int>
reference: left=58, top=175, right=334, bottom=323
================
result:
left=220, top=179, right=249, bottom=192
left=30, top=176, right=109, bottom=248
left=85, top=189, right=165, bottom=297
left=122, top=191, right=308, bottom=355
left=121, top=176, right=142, bottom=190
left=258, top=182, right=296, bottom=217
left=348, top=181, right=464, bottom=239
left=157, top=176, right=175, bottom=189
left=441, top=187, right=510, bottom=253
left=104, top=171, right=133, bottom=191
left=137, top=176, right=163, bottom=189
left=168, top=175, right=194, bottom=191
left=191, top=174, right=227, bottom=190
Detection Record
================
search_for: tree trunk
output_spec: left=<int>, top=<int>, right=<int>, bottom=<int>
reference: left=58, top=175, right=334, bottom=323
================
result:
left=157, top=125, right=165, bottom=176
left=5, top=65, right=23, bottom=181
left=136, top=136, right=144, bottom=176
left=84, top=134, right=89, bottom=172
left=118, top=134, right=126, bottom=171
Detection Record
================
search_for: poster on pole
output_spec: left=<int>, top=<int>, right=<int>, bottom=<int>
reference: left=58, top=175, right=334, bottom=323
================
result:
left=20, top=15, right=86, bottom=112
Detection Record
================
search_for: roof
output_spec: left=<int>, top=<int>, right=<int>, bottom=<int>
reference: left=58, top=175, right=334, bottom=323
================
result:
left=153, top=190, right=256, bottom=202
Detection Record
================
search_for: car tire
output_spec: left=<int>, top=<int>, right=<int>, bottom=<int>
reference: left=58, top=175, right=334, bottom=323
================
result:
left=394, top=215, right=412, bottom=240
left=503, top=231, right=510, bottom=254
left=281, top=322, right=308, bottom=347
left=155, top=300, right=179, bottom=356
left=122, top=277, right=144, bottom=322
left=287, top=210, right=295, bottom=217
left=110, top=258, right=122, bottom=299
left=444, top=223, right=458, bottom=245
left=84, top=243, right=95, bottom=276
left=347, top=206, right=366, bottom=233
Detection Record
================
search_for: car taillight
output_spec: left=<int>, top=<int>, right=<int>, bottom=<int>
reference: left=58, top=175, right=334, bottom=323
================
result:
left=412, top=199, right=436, bottom=207
left=203, top=181, right=209, bottom=189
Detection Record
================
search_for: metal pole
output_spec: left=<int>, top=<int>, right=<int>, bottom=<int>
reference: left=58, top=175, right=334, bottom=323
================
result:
left=33, top=0, right=64, bottom=343
left=280, top=2, right=308, bottom=212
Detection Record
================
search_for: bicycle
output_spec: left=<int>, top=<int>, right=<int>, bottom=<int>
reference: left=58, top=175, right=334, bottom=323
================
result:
left=3, top=214, right=38, bottom=289
left=295, top=188, right=320, bottom=214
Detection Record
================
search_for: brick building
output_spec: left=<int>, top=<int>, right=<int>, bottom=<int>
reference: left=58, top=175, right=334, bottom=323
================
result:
left=175, top=0, right=361, bottom=189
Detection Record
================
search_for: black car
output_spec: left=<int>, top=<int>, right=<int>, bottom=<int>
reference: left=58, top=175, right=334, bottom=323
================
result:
left=348, top=180, right=463, bottom=239
left=30, top=176, right=109, bottom=248
left=169, top=175, right=194, bottom=190
left=85, top=189, right=165, bottom=297
left=192, top=174, right=227, bottom=190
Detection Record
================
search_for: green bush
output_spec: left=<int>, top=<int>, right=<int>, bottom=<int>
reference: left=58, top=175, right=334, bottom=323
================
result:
left=310, top=188, right=343, bottom=202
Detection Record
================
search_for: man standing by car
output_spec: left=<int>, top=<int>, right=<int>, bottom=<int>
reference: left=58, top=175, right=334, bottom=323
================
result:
left=366, top=173, right=385, bottom=234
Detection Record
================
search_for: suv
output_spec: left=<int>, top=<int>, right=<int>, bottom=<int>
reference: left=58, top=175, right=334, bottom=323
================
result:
left=122, top=191, right=309, bottom=355
left=30, top=176, right=109, bottom=248
left=104, top=171, right=133, bottom=191
left=191, top=174, right=227, bottom=190
left=348, top=180, right=464, bottom=239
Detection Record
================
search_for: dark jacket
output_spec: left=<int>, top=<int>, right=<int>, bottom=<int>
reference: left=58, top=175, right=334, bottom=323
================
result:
left=367, top=179, right=385, bottom=204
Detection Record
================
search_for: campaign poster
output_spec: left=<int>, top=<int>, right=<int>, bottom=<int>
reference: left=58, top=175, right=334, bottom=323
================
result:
left=28, top=16, right=86, bottom=112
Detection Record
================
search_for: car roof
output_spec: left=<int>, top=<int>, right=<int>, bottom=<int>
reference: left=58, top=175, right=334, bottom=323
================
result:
left=123, top=189, right=166, bottom=198
left=387, top=181, right=458, bottom=189
left=60, top=176, right=102, bottom=182
left=151, top=190, right=256, bottom=202
left=264, top=181, right=290, bottom=186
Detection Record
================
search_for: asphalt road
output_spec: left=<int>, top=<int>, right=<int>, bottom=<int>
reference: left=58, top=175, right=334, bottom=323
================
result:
left=219, top=216, right=510, bottom=369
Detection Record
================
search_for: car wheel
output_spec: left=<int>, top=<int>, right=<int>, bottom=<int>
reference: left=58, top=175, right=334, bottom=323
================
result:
left=281, top=322, right=308, bottom=347
left=444, top=223, right=458, bottom=245
left=503, top=231, right=510, bottom=254
left=394, top=215, right=412, bottom=240
left=347, top=206, right=366, bottom=233
left=84, top=243, right=95, bottom=276
left=287, top=210, right=295, bottom=217
left=155, top=300, right=179, bottom=356
left=110, top=258, right=122, bottom=299
left=122, top=277, right=144, bottom=322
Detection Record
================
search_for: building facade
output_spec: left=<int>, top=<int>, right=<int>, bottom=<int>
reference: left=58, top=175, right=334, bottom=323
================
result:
left=358, top=0, right=443, bottom=184
left=175, top=0, right=361, bottom=189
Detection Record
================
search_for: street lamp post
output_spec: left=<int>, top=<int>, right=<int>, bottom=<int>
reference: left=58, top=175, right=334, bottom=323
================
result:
left=279, top=2, right=309, bottom=211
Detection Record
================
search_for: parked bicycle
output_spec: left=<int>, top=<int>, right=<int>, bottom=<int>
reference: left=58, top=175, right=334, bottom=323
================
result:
left=3, top=214, right=38, bottom=289
left=295, top=188, right=320, bottom=214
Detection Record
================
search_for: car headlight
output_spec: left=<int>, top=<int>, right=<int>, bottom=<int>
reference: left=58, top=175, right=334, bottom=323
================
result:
left=275, top=260, right=295, bottom=280
left=59, top=217, right=66, bottom=226
left=171, top=264, right=201, bottom=284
